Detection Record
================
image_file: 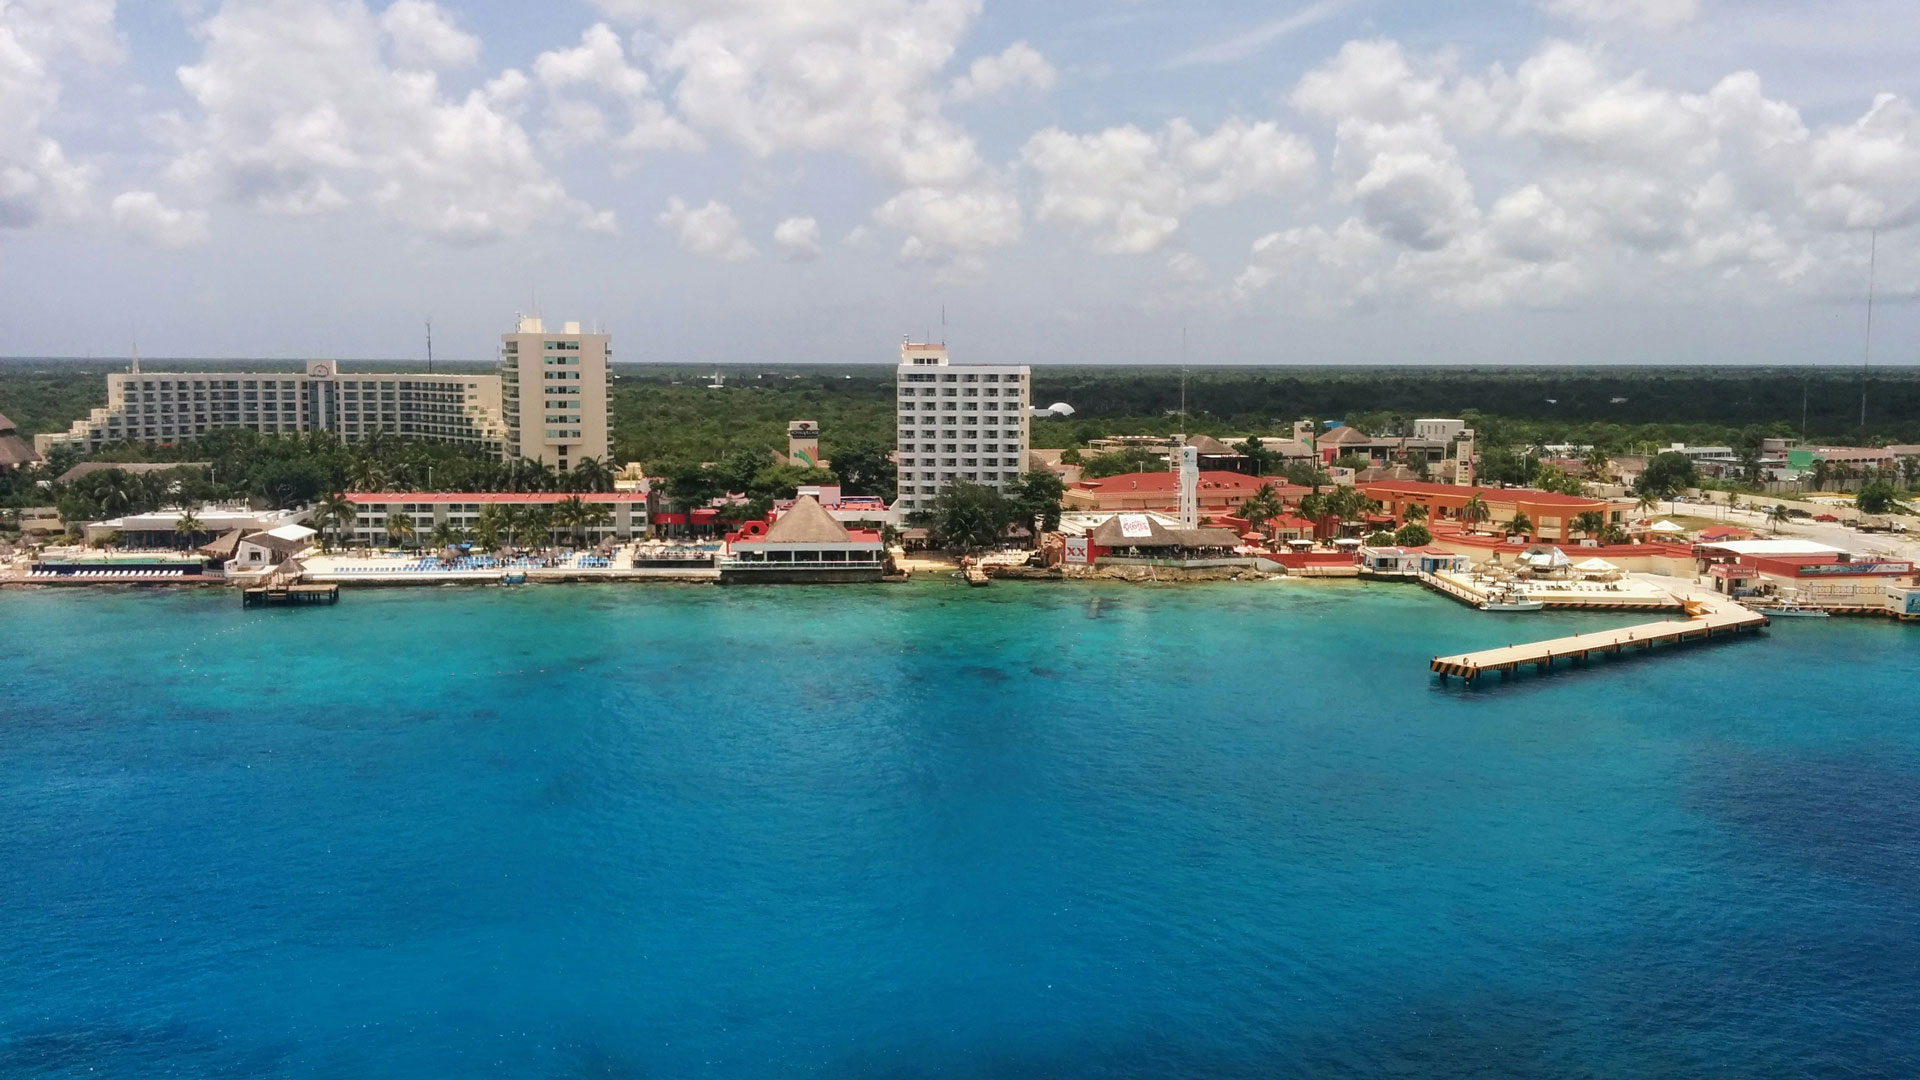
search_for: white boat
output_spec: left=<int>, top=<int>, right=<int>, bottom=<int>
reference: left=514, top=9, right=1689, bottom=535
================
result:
left=1481, top=597, right=1546, bottom=612
left=1480, top=587, right=1544, bottom=613
left=1756, top=599, right=1828, bottom=618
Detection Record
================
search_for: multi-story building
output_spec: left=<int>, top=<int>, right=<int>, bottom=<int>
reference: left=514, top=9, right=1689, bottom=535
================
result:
left=341, top=492, right=650, bottom=546
left=499, top=317, right=611, bottom=471
left=893, top=341, right=1030, bottom=515
left=35, top=360, right=506, bottom=456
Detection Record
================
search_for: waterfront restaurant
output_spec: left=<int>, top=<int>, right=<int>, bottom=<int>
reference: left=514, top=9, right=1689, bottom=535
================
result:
left=1075, top=513, right=1246, bottom=567
left=719, top=496, right=887, bottom=583
left=1358, top=480, right=1616, bottom=542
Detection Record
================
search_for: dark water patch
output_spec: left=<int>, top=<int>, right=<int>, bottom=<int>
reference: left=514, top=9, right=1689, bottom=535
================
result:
left=1696, top=749, right=1920, bottom=896
left=958, top=665, right=1010, bottom=684
left=0, top=1018, right=292, bottom=1078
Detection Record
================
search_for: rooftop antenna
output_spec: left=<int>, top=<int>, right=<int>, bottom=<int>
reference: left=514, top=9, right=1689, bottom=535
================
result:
left=130, top=338, right=139, bottom=376
left=425, top=318, right=433, bottom=375
left=1179, top=324, right=1189, bottom=433
left=1861, top=228, right=1876, bottom=434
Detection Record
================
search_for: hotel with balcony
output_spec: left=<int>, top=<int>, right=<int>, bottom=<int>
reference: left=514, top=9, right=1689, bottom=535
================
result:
left=893, top=341, right=1031, bottom=515
left=499, top=316, right=611, bottom=472
left=35, top=360, right=507, bottom=456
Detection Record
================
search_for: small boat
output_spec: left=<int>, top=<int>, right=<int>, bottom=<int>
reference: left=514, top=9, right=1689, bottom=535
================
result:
left=1756, top=598, right=1828, bottom=618
left=1480, top=586, right=1543, bottom=613
left=964, top=566, right=991, bottom=587
left=501, top=571, right=527, bottom=585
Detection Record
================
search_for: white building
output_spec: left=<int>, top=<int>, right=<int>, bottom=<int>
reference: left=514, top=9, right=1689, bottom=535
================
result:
left=229, top=523, right=319, bottom=574
left=1412, top=419, right=1467, bottom=443
left=499, top=316, right=611, bottom=471
left=340, top=492, right=650, bottom=546
left=83, top=505, right=308, bottom=546
left=37, top=361, right=506, bottom=456
left=894, top=341, right=1031, bottom=515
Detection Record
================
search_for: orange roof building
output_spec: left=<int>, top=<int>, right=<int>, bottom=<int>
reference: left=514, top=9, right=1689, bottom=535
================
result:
left=1358, top=480, right=1617, bottom=543
left=1063, top=471, right=1308, bottom=515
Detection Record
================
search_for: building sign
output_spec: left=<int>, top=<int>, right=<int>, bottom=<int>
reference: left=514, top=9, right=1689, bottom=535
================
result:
left=1799, top=562, right=1912, bottom=576
left=1063, top=537, right=1090, bottom=565
left=1906, top=591, right=1920, bottom=616
left=1117, top=514, right=1153, bottom=539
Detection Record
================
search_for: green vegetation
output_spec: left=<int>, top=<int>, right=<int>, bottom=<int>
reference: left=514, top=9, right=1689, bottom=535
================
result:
left=926, top=480, right=1012, bottom=552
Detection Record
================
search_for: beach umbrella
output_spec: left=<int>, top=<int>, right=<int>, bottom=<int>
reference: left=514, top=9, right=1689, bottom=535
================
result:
left=1649, top=520, right=1686, bottom=535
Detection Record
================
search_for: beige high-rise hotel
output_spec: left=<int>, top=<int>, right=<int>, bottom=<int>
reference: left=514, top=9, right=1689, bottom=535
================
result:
left=498, top=316, right=611, bottom=471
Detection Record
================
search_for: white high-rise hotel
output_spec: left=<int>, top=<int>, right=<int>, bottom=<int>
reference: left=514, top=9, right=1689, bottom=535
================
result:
left=894, top=341, right=1030, bottom=514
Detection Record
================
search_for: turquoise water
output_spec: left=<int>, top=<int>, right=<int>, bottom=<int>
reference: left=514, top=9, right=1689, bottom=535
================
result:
left=3, top=582, right=1918, bottom=1078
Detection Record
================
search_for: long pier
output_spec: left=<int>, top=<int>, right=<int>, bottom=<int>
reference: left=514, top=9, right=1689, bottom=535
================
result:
left=1432, top=598, right=1768, bottom=683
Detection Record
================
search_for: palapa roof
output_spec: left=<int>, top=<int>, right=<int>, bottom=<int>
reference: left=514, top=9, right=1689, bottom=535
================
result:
left=1183, top=433, right=1240, bottom=456
left=761, top=495, right=852, bottom=544
left=197, top=528, right=245, bottom=560
left=0, top=411, right=39, bottom=468
left=1089, top=514, right=1241, bottom=549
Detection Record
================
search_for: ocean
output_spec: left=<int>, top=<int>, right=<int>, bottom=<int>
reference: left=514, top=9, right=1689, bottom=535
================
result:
left=2, top=582, right=1917, bottom=1078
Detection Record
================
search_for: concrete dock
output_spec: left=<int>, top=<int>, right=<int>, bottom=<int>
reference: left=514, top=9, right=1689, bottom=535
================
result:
left=1432, top=597, right=1768, bottom=682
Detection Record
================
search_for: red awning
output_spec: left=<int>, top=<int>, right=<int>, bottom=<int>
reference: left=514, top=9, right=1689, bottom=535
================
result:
left=690, top=509, right=719, bottom=522
left=655, top=512, right=687, bottom=525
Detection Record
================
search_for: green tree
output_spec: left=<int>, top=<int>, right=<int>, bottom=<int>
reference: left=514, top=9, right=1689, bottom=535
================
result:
left=1636, top=451, right=1698, bottom=512
left=1079, top=447, right=1163, bottom=479
left=1856, top=482, right=1899, bottom=516
left=384, top=510, right=416, bottom=550
left=428, top=520, right=464, bottom=549
left=1005, top=470, right=1066, bottom=542
left=1460, top=492, right=1490, bottom=530
left=1582, top=447, right=1613, bottom=482
left=570, top=456, right=615, bottom=494
left=313, top=492, right=357, bottom=551
left=1367, top=530, right=1396, bottom=546
left=1394, top=522, right=1432, bottom=546
left=1766, top=503, right=1792, bottom=534
left=173, top=509, right=203, bottom=549
left=1572, top=510, right=1606, bottom=537
left=472, top=505, right=503, bottom=553
left=928, top=480, right=1012, bottom=552
left=1506, top=511, right=1534, bottom=538
left=1058, top=447, right=1084, bottom=466
left=1808, top=458, right=1833, bottom=492
left=830, top=441, right=897, bottom=500
left=1402, top=502, right=1428, bottom=523
left=1235, top=483, right=1285, bottom=529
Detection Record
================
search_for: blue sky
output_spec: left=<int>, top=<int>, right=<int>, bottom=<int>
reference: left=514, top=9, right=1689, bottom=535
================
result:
left=2, top=0, right=1917, bottom=366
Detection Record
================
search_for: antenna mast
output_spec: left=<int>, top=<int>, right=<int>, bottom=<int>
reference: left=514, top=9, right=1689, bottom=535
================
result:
left=426, top=318, right=433, bottom=375
left=1861, top=229, right=1876, bottom=433
left=1179, top=325, right=1189, bottom=431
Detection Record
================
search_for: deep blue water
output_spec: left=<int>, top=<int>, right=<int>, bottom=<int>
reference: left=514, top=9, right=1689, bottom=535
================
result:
left=2, top=581, right=1918, bottom=1079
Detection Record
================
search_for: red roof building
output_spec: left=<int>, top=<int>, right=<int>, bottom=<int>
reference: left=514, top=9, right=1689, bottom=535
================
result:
left=1063, top=471, right=1308, bottom=515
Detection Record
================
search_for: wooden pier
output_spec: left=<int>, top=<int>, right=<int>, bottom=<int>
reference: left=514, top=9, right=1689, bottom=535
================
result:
left=242, top=583, right=340, bottom=608
left=1432, top=599, right=1768, bottom=683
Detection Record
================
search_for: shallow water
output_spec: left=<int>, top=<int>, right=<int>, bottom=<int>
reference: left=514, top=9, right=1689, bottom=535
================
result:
left=2, top=582, right=1917, bottom=1078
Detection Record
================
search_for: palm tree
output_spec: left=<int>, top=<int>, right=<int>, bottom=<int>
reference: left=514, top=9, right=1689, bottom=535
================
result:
left=313, top=492, right=357, bottom=551
left=473, top=505, right=504, bottom=553
left=1808, top=458, right=1832, bottom=493
left=571, top=457, right=614, bottom=494
left=1583, top=447, right=1612, bottom=483
left=1506, top=511, right=1534, bottom=539
left=1572, top=510, right=1605, bottom=537
left=347, top=457, right=387, bottom=493
left=1460, top=493, right=1490, bottom=531
left=552, top=495, right=589, bottom=547
left=1402, top=502, right=1428, bottom=523
left=428, top=520, right=464, bottom=550
left=1766, top=503, right=1791, bottom=534
left=498, top=505, right=527, bottom=548
left=173, top=510, right=203, bottom=549
left=578, top=500, right=613, bottom=544
left=522, top=504, right=554, bottom=548
left=1635, top=491, right=1659, bottom=518
left=1235, top=484, right=1285, bottom=532
left=384, top=510, right=416, bottom=550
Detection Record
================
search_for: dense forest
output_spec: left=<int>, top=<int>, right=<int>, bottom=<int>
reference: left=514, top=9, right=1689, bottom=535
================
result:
left=5, top=361, right=1918, bottom=467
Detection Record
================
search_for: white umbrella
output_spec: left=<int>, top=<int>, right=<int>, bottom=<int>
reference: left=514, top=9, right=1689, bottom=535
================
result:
left=1574, top=557, right=1618, bottom=572
left=1649, top=520, right=1685, bottom=534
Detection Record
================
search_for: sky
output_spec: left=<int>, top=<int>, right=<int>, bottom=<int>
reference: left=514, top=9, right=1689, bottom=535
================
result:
left=1, top=0, right=1918, bottom=366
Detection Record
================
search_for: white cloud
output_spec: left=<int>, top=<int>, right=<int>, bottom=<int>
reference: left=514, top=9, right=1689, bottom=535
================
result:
left=163, top=0, right=611, bottom=244
left=111, top=190, right=210, bottom=247
left=1540, top=0, right=1699, bottom=32
left=589, top=0, right=985, bottom=187
left=379, top=0, right=478, bottom=69
left=1023, top=117, right=1316, bottom=253
left=773, top=215, right=822, bottom=261
left=0, top=0, right=122, bottom=232
left=872, top=182, right=1021, bottom=263
left=531, top=23, right=699, bottom=157
left=1235, top=37, right=1920, bottom=311
left=1164, top=0, right=1362, bottom=68
left=657, top=195, right=757, bottom=260
left=950, top=41, right=1055, bottom=102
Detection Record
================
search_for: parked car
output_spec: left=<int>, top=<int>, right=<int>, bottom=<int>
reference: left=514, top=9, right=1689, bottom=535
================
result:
left=1813, top=513, right=1841, bottom=522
